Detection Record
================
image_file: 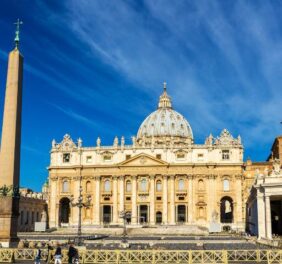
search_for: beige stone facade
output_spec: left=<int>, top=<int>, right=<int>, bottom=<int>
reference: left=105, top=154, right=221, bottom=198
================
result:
left=47, top=87, right=251, bottom=232
left=18, top=188, right=46, bottom=232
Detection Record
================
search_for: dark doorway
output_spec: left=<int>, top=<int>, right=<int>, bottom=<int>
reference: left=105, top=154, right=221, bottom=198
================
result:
left=103, top=205, right=111, bottom=223
left=140, top=205, right=148, bottom=223
left=271, top=199, right=282, bottom=236
left=220, top=196, right=233, bottom=223
left=156, top=211, right=162, bottom=224
left=59, top=197, right=70, bottom=225
left=177, top=205, right=186, bottom=223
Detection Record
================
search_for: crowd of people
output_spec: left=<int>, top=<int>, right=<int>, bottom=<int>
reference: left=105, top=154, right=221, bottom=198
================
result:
left=34, top=243, right=79, bottom=264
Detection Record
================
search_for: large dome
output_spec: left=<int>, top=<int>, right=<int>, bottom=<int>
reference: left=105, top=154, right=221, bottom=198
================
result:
left=137, top=83, right=193, bottom=140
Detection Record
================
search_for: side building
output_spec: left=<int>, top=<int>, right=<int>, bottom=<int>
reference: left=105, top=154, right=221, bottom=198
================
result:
left=18, top=188, right=47, bottom=232
left=47, top=85, right=251, bottom=232
left=246, top=136, right=282, bottom=240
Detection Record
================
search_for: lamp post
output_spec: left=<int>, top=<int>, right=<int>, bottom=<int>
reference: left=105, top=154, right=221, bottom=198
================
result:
left=70, top=183, right=91, bottom=246
left=119, top=211, right=131, bottom=243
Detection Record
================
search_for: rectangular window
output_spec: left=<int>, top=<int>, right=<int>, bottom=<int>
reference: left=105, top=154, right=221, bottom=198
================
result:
left=178, top=197, right=185, bottom=201
left=126, top=155, right=131, bottom=160
left=222, top=150, right=230, bottom=160
left=177, top=153, right=185, bottom=159
left=86, top=156, right=92, bottom=163
left=156, top=154, right=161, bottom=159
left=104, top=197, right=110, bottom=201
left=156, top=196, right=162, bottom=201
left=197, top=153, right=204, bottom=161
left=63, top=153, right=70, bottom=163
left=103, top=155, right=112, bottom=161
left=126, top=197, right=131, bottom=201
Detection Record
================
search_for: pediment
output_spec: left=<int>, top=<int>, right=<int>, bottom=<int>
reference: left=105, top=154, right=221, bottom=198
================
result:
left=118, top=153, right=168, bottom=166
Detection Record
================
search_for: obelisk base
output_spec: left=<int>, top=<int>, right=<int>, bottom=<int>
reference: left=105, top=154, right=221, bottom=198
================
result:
left=0, top=197, right=20, bottom=248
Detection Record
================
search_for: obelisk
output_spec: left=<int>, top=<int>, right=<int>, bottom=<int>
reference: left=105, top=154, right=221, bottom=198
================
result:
left=0, top=19, right=23, bottom=247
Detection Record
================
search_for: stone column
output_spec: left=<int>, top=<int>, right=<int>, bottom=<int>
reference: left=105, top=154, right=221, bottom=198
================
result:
left=188, top=175, right=194, bottom=223
left=112, top=176, right=118, bottom=224
left=257, top=194, right=266, bottom=239
left=149, top=175, right=155, bottom=225
left=118, top=176, right=125, bottom=224
left=49, top=178, right=58, bottom=228
left=206, top=175, right=211, bottom=222
left=72, top=177, right=80, bottom=225
left=169, top=175, right=175, bottom=225
left=265, top=195, right=272, bottom=239
left=162, top=175, right=168, bottom=224
left=94, top=176, right=100, bottom=225
left=235, top=175, right=243, bottom=230
left=131, top=175, right=137, bottom=224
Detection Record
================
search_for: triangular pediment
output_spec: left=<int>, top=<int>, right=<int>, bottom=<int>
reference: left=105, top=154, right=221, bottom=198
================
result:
left=118, top=153, right=168, bottom=166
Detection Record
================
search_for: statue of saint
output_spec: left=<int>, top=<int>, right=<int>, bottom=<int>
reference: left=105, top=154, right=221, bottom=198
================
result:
left=131, top=136, right=136, bottom=147
left=121, top=136, right=125, bottom=147
left=225, top=200, right=232, bottom=213
left=96, top=137, right=101, bottom=147
left=52, top=139, right=56, bottom=148
left=113, top=136, right=118, bottom=147
left=77, top=138, right=82, bottom=148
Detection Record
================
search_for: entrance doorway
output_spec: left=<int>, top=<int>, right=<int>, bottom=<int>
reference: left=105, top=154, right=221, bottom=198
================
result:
left=156, top=211, right=162, bottom=224
left=139, top=205, right=148, bottom=223
left=103, top=205, right=112, bottom=224
left=59, top=197, right=70, bottom=225
left=271, top=198, right=282, bottom=236
left=177, top=205, right=186, bottom=223
left=220, top=196, right=233, bottom=223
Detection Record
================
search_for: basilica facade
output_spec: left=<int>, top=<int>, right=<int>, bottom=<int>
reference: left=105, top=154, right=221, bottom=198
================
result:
left=48, top=85, right=252, bottom=231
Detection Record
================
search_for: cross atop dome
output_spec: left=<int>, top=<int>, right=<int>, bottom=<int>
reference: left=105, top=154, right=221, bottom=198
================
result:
left=14, top=19, right=23, bottom=49
left=158, top=82, right=172, bottom=109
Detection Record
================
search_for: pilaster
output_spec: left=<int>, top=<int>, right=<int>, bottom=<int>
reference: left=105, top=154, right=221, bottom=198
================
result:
left=149, top=175, right=155, bottom=225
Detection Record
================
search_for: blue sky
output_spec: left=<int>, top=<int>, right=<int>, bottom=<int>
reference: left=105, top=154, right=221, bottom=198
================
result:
left=0, top=0, right=281, bottom=191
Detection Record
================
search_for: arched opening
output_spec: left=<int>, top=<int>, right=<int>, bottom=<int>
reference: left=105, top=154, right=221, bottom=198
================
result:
left=220, top=196, right=233, bottom=223
left=126, top=180, right=131, bottom=192
left=223, top=179, right=230, bottom=191
left=104, top=180, right=111, bottom=192
left=156, top=180, right=162, bottom=192
left=59, top=197, right=70, bottom=225
left=178, top=179, right=185, bottom=191
left=139, top=205, right=148, bottom=223
left=103, top=205, right=112, bottom=223
left=156, top=211, right=162, bottom=224
left=86, top=181, right=91, bottom=193
left=62, top=181, right=69, bottom=193
left=177, top=205, right=186, bottom=223
left=198, top=180, right=205, bottom=191
left=140, top=179, right=147, bottom=192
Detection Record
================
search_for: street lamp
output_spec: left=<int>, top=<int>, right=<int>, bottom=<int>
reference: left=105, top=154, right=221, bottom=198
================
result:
left=119, top=211, right=131, bottom=243
left=70, top=184, right=92, bottom=246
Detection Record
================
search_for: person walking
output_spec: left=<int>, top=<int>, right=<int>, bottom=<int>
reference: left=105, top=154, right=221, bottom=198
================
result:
left=67, top=244, right=78, bottom=264
left=54, top=245, right=62, bottom=264
left=34, top=246, right=41, bottom=264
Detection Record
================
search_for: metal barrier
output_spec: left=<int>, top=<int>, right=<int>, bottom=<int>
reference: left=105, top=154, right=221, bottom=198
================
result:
left=0, top=248, right=282, bottom=263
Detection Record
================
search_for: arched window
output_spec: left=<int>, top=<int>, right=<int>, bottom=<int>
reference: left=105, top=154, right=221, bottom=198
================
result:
left=223, top=179, right=230, bottom=191
left=62, top=181, right=69, bottom=193
left=198, top=180, right=204, bottom=191
left=156, top=180, right=162, bottom=192
left=126, top=180, right=132, bottom=192
left=140, top=179, right=147, bottom=192
left=178, top=179, right=185, bottom=190
left=86, top=181, right=91, bottom=193
left=104, top=180, right=111, bottom=192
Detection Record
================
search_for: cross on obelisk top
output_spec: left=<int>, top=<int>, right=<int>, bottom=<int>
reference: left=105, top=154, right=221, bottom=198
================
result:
left=14, top=19, right=23, bottom=49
